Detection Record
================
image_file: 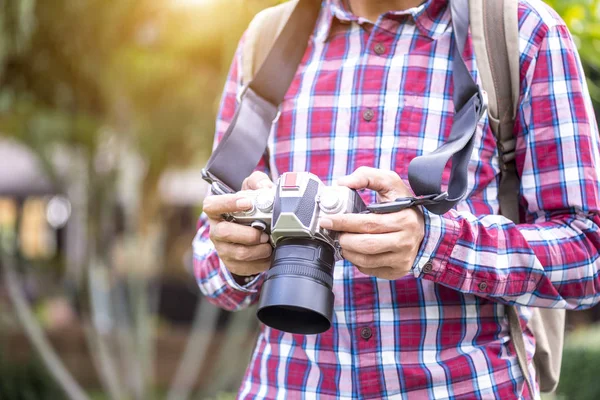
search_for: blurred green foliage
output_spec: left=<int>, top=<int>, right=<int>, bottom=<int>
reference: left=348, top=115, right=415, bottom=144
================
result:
left=0, top=0, right=275, bottom=231
left=555, top=325, right=600, bottom=400
left=0, top=353, right=61, bottom=400
left=0, top=0, right=225, bottom=178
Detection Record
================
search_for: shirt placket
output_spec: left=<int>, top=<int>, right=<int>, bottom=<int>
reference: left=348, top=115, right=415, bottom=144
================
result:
left=349, top=21, right=392, bottom=398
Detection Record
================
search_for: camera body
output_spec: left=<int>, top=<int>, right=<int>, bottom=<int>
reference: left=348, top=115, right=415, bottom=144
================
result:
left=221, top=172, right=367, bottom=334
left=229, top=172, right=367, bottom=260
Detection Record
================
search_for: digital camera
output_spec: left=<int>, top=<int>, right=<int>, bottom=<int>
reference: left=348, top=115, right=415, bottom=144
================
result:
left=226, top=172, right=367, bottom=334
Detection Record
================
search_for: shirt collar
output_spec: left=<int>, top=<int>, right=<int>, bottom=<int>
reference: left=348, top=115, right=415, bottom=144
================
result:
left=316, top=0, right=450, bottom=42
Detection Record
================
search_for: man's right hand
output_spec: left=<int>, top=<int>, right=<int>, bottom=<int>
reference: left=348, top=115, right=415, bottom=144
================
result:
left=203, top=171, right=274, bottom=277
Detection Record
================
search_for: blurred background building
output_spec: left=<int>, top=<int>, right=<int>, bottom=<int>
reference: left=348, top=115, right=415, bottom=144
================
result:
left=0, top=0, right=599, bottom=399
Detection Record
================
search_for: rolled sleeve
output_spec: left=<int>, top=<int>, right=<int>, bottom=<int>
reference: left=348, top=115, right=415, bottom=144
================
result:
left=412, top=208, right=460, bottom=278
left=193, top=214, right=265, bottom=311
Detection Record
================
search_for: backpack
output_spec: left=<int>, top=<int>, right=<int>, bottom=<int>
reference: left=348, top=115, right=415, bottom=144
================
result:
left=240, top=0, right=565, bottom=396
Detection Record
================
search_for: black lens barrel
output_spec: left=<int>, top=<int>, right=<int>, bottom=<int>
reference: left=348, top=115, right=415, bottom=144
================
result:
left=256, top=238, right=335, bottom=335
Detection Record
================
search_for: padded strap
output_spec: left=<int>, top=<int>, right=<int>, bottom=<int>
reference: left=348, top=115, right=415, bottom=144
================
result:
left=507, top=306, right=536, bottom=398
left=249, top=1, right=320, bottom=106
left=473, top=0, right=521, bottom=223
left=242, top=1, right=298, bottom=86
left=497, top=0, right=522, bottom=224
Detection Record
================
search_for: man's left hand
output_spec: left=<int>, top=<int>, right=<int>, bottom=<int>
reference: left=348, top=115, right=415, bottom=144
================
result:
left=319, top=167, right=425, bottom=280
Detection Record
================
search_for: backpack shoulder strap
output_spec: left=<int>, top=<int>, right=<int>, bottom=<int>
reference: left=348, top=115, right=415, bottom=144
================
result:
left=470, top=0, right=537, bottom=397
left=469, top=0, right=520, bottom=222
left=507, top=305, right=536, bottom=398
left=242, top=0, right=299, bottom=86
left=469, top=0, right=519, bottom=136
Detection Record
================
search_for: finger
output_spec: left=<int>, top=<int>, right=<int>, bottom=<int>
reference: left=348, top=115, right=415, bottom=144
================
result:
left=343, top=249, right=398, bottom=269
left=242, top=171, right=273, bottom=190
left=356, top=266, right=407, bottom=280
left=357, top=266, right=394, bottom=275
left=338, top=232, right=401, bottom=254
left=203, top=194, right=252, bottom=218
left=337, top=167, right=402, bottom=194
left=210, top=221, right=269, bottom=245
left=216, top=242, right=273, bottom=263
left=319, top=212, right=405, bottom=234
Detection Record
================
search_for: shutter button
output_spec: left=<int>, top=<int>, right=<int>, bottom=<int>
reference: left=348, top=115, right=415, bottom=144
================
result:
left=363, top=109, right=374, bottom=121
left=360, top=326, right=372, bottom=340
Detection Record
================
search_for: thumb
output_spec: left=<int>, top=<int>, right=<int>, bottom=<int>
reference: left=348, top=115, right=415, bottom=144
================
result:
left=337, top=167, right=400, bottom=195
left=242, top=171, right=274, bottom=190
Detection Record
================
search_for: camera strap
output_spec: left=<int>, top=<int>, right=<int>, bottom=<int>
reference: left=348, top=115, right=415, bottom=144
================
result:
left=407, top=0, right=486, bottom=214
left=203, top=0, right=486, bottom=215
left=202, top=0, right=321, bottom=193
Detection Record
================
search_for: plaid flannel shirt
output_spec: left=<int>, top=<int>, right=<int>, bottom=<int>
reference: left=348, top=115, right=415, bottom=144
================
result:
left=193, top=0, right=600, bottom=398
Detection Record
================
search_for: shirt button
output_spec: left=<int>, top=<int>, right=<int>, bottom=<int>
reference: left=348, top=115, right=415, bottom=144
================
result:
left=374, top=42, right=386, bottom=55
left=478, top=282, right=488, bottom=291
left=422, top=261, right=433, bottom=274
left=363, top=108, right=374, bottom=121
left=360, top=326, right=372, bottom=340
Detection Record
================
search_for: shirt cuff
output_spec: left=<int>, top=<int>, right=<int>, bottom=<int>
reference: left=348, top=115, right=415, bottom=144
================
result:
left=412, top=208, right=461, bottom=279
left=219, top=259, right=264, bottom=293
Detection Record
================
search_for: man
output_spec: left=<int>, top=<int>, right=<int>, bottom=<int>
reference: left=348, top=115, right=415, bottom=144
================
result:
left=193, top=0, right=600, bottom=398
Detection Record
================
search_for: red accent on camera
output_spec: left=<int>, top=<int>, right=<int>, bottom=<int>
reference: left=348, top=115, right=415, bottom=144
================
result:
left=283, top=172, right=299, bottom=189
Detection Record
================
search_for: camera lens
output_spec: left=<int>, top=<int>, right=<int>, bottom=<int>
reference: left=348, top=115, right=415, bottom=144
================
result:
left=256, top=238, right=335, bottom=334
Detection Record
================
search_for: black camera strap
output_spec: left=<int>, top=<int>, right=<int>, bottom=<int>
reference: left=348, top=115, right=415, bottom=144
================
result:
left=406, top=0, right=486, bottom=214
left=203, top=0, right=486, bottom=215
left=203, top=0, right=321, bottom=193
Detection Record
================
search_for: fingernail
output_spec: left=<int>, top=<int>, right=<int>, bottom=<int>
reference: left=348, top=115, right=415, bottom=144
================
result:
left=236, top=198, right=252, bottom=209
left=319, top=218, right=333, bottom=229
left=257, top=180, right=274, bottom=189
left=337, top=176, right=354, bottom=186
left=260, top=233, right=269, bottom=243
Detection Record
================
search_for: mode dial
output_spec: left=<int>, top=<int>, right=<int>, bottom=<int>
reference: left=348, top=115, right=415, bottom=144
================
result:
left=255, top=191, right=274, bottom=213
left=319, top=188, right=343, bottom=214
